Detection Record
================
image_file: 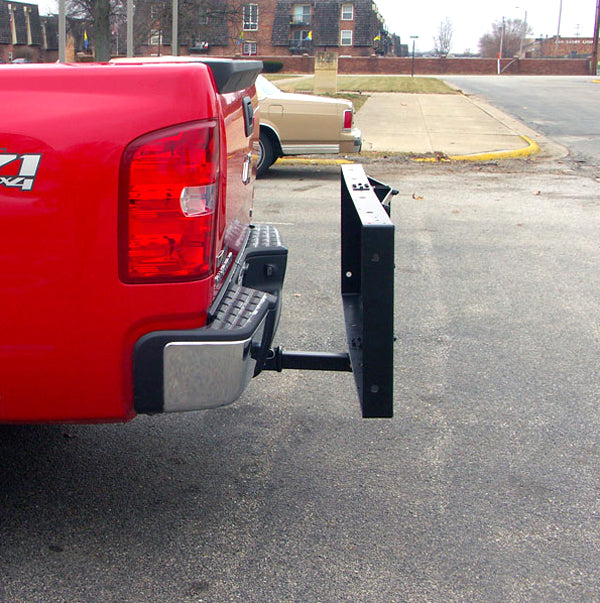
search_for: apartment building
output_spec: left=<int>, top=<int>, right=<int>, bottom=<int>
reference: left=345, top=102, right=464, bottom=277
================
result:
left=0, top=0, right=44, bottom=62
left=235, top=0, right=389, bottom=57
left=0, top=0, right=88, bottom=63
left=1, top=0, right=392, bottom=61
left=135, top=0, right=391, bottom=58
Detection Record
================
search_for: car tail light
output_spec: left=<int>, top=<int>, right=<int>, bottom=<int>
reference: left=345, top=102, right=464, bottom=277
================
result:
left=119, top=121, right=219, bottom=283
left=343, top=109, right=353, bottom=130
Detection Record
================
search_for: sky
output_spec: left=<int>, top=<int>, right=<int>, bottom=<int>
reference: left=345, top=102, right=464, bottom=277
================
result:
left=32, top=0, right=598, bottom=55
left=375, top=0, right=598, bottom=54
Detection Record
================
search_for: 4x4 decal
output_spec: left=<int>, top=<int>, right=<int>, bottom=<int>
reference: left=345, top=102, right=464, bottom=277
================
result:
left=0, top=153, right=42, bottom=191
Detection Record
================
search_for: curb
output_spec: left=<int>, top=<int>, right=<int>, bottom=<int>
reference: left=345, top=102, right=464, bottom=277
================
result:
left=271, top=136, right=540, bottom=167
left=274, top=157, right=355, bottom=166
left=450, top=135, right=540, bottom=161
left=412, top=135, right=540, bottom=163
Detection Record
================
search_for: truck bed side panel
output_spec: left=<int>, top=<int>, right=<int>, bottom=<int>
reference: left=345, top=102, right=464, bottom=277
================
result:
left=0, top=63, right=251, bottom=422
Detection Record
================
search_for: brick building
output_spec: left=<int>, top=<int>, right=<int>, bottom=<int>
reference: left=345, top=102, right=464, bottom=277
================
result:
left=236, top=0, right=390, bottom=57
left=0, top=0, right=92, bottom=63
left=134, top=0, right=393, bottom=58
left=0, top=0, right=44, bottom=62
left=133, top=0, right=232, bottom=56
left=533, top=37, right=594, bottom=58
left=1, top=0, right=393, bottom=62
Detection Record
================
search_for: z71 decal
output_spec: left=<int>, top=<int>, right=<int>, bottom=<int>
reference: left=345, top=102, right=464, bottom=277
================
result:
left=0, top=153, right=42, bottom=191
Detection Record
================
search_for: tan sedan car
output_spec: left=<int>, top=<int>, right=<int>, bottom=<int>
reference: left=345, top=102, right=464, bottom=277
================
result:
left=256, top=75, right=362, bottom=177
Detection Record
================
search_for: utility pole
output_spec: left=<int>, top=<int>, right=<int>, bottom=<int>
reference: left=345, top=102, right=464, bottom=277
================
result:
left=592, top=0, right=600, bottom=75
left=127, top=0, right=133, bottom=57
left=58, top=0, right=66, bottom=62
left=410, top=35, right=418, bottom=77
left=498, top=16, right=505, bottom=74
left=555, top=0, right=563, bottom=56
left=172, top=0, right=179, bottom=55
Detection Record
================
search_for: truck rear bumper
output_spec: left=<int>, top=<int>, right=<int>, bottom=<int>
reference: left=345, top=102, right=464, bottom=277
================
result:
left=133, top=224, right=286, bottom=414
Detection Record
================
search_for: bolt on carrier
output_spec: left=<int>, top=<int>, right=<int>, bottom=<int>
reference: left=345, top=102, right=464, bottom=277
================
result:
left=261, top=165, right=396, bottom=419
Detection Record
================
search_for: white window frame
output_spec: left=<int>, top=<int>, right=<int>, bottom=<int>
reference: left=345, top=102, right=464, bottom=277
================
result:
left=243, top=4, right=258, bottom=31
left=149, top=30, right=162, bottom=45
left=341, top=4, right=354, bottom=21
left=242, top=41, right=257, bottom=56
left=292, top=4, right=311, bottom=25
left=340, top=29, right=353, bottom=46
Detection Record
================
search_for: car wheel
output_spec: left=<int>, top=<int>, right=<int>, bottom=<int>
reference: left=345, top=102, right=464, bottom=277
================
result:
left=257, top=132, right=274, bottom=178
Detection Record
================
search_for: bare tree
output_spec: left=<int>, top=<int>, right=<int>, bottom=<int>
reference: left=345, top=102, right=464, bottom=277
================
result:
left=479, top=18, right=532, bottom=58
left=67, top=0, right=244, bottom=59
left=433, top=17, right=453, bottom=56
left=67, top=0, right=125, bottom=60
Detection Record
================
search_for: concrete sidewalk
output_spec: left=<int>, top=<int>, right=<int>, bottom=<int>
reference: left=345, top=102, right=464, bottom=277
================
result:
left=354, top=92, right=544, bottom=159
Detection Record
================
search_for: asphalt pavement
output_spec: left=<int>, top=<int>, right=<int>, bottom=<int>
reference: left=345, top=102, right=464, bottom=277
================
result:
left=4, top=160, right=599, bottom=601
left=2, top=76, right=599, bottom=601
left=1, top=76, right=597, bottom=602
left=443, top=75, right=600, bottom=163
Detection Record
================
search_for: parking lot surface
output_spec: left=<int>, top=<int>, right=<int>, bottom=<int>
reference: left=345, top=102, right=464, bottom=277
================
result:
left=1, top=157, right=599, bottom=602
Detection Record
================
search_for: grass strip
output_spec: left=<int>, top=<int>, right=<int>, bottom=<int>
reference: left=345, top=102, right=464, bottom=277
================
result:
left=276, top=75, right=456, bottom=94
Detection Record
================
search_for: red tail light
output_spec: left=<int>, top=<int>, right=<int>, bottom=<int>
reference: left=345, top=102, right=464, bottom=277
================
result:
left=119, top=121, right=219, bottom=283
left=343, top=109, right=353, bottom=130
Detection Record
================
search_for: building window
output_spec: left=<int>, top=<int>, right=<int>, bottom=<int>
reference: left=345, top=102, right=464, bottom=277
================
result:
left=291, top=29, right=310, bottom=47
left=340, top=30, right=353, bottom=46
left=242, top=41, right=257, bottom=56
left=243, top=4, right=258, bottom=31
left=292, top=4, right=311, bottom=25
left=149, top=30, right=162, bottom=45
left=198, top=8, right=208, bottom=25
left=341, top=4, right=354, bottom=20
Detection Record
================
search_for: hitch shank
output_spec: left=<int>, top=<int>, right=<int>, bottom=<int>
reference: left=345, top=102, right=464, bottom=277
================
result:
left=262, top=347, right=352, bottom=373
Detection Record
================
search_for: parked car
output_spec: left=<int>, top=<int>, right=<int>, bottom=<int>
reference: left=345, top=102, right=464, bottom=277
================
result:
left=255, top=75, right=362, bottom=177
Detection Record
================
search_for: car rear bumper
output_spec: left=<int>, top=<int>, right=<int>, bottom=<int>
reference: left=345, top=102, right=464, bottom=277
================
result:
left=133, top=224, right=287, bottom=414
left=280, top=129, right=362, bottom=156
left=340, top=128, right=362, bottom=154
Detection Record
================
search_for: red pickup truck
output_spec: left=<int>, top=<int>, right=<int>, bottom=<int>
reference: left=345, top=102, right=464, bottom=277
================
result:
left=0, top=58, right=394, bottom=424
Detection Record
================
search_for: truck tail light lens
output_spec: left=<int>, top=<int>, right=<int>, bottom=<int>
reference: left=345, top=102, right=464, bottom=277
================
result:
left=343, top=109, right=353, bottom=131
left=119, top=121, right=219, bottom=283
